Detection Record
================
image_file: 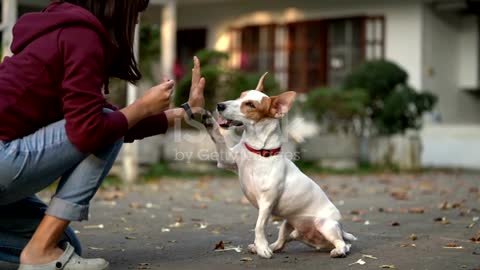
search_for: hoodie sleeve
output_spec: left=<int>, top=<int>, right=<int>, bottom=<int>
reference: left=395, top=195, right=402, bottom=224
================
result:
left=105, top=102, right=169, bottom=143
left=59, top=26, right=128, bottom=153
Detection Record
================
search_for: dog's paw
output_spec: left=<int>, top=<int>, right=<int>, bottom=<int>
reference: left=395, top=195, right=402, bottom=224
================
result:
left=330, top=247, right=347, bottom=258
left=255, top=245, right=274, bottom=259
left=201, top=111, right=215, bottom=128
left=248, top=244, right=257, bottom=254
left=269, top=241, right=284, bottom=253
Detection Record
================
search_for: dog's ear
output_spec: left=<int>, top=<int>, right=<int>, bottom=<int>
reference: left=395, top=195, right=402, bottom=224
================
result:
left=269, top=91, right=296, bottom=118
left=256, top=72, right=269, bottom=92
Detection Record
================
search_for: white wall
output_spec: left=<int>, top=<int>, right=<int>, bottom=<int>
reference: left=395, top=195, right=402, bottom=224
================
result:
left=177, top=0, right=424, bottom=89
left=458, top=16, right=479, bottom=89
left=421, top=6, right=480, bottom=124
left=421, top=125, right=480, bottom=169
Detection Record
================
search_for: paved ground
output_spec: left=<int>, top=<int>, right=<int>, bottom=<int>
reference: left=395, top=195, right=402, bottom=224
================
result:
left=1, top=172, right=479, bottom=270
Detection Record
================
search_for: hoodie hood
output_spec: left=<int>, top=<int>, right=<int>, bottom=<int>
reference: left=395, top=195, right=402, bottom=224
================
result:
left=11, top=2, right=114, bottom=54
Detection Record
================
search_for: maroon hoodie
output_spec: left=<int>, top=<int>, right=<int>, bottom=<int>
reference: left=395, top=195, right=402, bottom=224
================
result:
left=0, top=2, right=168, bottom=153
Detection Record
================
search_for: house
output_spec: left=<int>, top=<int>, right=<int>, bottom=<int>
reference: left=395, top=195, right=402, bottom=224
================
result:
left=3, top=0, right=480, bottom=169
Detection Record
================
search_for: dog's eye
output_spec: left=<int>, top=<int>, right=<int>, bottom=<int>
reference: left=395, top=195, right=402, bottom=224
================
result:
left=245, top=102, right=256, bottom=109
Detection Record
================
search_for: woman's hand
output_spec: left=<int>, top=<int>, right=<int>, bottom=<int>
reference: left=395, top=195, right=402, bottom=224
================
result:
left=139, top=79, right=175, bottom=116
left=187, top=56, right=206, bottom=114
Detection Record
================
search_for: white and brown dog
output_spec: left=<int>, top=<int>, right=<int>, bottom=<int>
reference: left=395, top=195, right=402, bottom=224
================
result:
left=203, top=73, right=356, bottom=259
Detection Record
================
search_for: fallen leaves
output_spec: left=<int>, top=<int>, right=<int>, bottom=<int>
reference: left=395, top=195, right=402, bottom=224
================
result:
left=240, top=257, right=253, bottom=262
left=137, top=263, right=151, bottom=269
left=379, top=265, right=396, bottom=269
left=214, top=241, right=225, bottom=250
left=434, top=217, right=451, bottom=224
left=348, top=259, right=366, bottom=266
left=362, top=254, right=378, bottom=260
left=391, top=222, right=400, bottom=227
left=83, top=224, right=104, bottom=229
left=390, top=191, right=408, bottom=200
left=408, top=207, right=425, bottom=214
left=443, top=242, right=464, bottom=249
left=470, top=231, right=480, bottom=243
left=408, top=234, right=418, bottom=241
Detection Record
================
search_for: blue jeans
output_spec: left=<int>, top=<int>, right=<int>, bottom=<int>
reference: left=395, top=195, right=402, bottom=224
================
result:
left=0, top=115, right=123, bottom=263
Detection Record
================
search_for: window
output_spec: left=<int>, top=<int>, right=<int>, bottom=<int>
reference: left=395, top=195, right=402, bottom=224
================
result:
left=229, top=16, right=385, bottom=92
left=230, top=25, right=285, bottom=85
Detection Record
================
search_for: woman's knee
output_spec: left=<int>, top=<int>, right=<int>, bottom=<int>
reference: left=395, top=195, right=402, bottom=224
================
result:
left=94, top=108, right=124, bottom=161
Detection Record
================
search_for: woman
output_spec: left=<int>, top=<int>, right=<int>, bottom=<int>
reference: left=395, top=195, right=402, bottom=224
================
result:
left=0, top=0, right=206, bottom=269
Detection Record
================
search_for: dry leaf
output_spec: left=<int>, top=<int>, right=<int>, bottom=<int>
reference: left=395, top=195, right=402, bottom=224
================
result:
left=83, top=224, right=104, bottom=229
left=391, top=222, right=400, bottom=227
left=88, top=246, right=104, bottom=250
left=240, top=257, right=253, bottom=262
left=214, top=241, right=225, bottom=250
left=408, top=207, right=425, bottom=214
left=390, top=191, right=408, bottom=200
left=443, top=242, right=463, bottom=249
left=137, top=263, right=151, bottom=269
left=362, top=254, right=378, bottom=260
left=470, top=231, right=480, bottom=242
left=350, top=210, right=360, bottom=215
left=408, top=234, right=418, bottom=241
left=125, top=236, right=136, bottom=240
left=348, top=259, right=366, bottom=266
left=379, top=265, right=396, bottom=269
left=434, top=217, right=450, bottom=224
left=129, top=202, right=142, bottom=209
left=352, top=216, right=363, bottom=223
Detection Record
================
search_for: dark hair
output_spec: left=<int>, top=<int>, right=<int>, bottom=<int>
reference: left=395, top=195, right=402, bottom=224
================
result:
left=55, top=0, right=149, bottom=84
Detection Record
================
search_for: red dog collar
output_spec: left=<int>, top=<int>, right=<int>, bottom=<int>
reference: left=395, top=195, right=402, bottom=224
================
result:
left=244, top=143, right=281, bottom=158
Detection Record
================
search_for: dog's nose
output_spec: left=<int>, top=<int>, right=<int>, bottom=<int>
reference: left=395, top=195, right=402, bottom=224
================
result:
left=217, top=103, right=226, bottom=112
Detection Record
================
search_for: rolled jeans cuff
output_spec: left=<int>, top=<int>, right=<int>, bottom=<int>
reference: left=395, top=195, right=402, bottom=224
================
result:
left=45, top=197, right=89, bottom=221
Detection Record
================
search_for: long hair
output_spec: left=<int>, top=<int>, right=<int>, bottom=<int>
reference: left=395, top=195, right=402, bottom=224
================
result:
left=55, top=0, right=149, bottom=84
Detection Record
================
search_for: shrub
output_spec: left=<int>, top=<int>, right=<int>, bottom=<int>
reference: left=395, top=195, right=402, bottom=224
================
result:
left=304, top=87, right=369, bottom=133
left=343, top=60, right=437, bottom=135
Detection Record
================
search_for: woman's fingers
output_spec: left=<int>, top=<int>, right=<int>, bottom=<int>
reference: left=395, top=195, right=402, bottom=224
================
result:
left=192, top=56, right=201, bottom=88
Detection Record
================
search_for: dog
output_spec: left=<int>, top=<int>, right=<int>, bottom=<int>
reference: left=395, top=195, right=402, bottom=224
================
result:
left=202, top=73, right=357, bottom=259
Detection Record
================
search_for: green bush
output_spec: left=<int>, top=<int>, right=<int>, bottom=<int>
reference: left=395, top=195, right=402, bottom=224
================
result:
left=343, top=60, right=408, bottom=101
left=139, top=24, right=160, bottom=83
left=174, top=49, right=281, bottom=111
left=343, top=60, right=437, bottom=135
left=304, top=87, right=369, bottom=133
left=377, top=85, right=437, bottom=134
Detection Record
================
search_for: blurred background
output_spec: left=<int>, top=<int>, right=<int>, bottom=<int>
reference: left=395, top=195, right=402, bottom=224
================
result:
left=2, top=0, right=480, bottom=182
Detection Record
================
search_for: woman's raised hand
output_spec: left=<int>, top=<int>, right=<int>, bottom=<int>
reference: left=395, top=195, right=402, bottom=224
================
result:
left=187, top=56, right=206, bottom=113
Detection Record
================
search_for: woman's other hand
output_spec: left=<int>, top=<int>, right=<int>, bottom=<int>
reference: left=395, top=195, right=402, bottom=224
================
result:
left=139, top=79, right=175, bottom=116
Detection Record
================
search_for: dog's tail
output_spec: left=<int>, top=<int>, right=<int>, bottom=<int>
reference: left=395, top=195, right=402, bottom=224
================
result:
left=342, top=231, right=358, bottom=242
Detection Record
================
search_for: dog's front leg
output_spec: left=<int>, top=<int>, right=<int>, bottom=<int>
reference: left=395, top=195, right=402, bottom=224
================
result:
left=202, top=112, right=238, bottom=172
left=249, top=198, right=274, bottom=259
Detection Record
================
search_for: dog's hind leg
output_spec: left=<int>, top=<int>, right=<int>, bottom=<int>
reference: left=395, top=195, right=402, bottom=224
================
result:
left=315, top=219, right=349, bottom=258
left=269, top=220, right=294, bottom=252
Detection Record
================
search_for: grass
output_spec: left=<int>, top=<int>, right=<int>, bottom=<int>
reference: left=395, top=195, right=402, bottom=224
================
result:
left=294, top=160, right=403, bottom=175
left=139, top=161, right=408, bottom=181
left=143, top=162, right=236, bottom=181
